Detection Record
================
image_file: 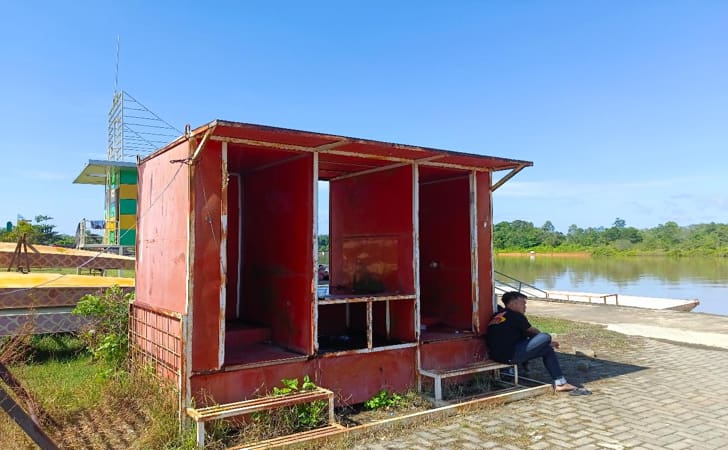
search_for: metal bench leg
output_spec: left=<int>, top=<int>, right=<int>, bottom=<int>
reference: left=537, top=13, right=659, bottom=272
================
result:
left=196, top=421, right=205, bottom=448
left=513, top=365, right=519, bottom=386
left=328, top=395, right=335, bottom=424
left=434, top=376, right=442, bottom=401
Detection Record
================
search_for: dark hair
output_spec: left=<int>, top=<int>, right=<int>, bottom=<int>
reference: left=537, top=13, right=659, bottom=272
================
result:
left=502, top=291, right=526, bottom=305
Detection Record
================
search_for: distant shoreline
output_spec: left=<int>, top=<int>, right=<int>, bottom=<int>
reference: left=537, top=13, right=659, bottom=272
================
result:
left=496, top=252, right=591, bottom=258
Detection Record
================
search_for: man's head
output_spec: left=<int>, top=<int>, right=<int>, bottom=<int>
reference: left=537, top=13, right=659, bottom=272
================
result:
left=502, top=291, right=527, bottom=314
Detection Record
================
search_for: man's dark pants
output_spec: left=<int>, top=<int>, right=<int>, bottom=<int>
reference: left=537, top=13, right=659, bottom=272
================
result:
left=510, top=332, right=564, bottom=380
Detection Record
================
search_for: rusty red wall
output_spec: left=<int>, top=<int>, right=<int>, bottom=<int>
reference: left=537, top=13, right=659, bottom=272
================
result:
left=374, top=301, right=415, bottom=342
left=190, top=360, right=316, bottom=406
left=225, top=174, right=241, bottom=320
left=476, top=171, right=494, bottom=334
left=189, top=347, right=415, bottom=406
left=317, top=348, right=416, bottom=405
left=136, top=141, right=190, bottom=314
left=330, top=165, right=414, bottom=295
left=419, top=175, right=472, bottom=330
left=420, top=338, right=487, bottom=370
left=191, top=140, right=224, bottom=371
left=241, top=154, right=314, bottom=354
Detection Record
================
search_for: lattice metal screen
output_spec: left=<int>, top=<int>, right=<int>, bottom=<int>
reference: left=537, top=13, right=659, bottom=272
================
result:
left=108, top=91, right=181, bottom=162
left=129, top=304, right=183, bottom=386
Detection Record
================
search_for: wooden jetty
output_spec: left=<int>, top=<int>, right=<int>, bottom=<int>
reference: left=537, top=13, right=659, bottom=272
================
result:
left=497, top=283, right=699, bottom=312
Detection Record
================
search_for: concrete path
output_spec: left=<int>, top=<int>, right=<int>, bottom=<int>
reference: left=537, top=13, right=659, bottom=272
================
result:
left=527, top=299, right=728, bottom=350
left=351, top=302, right=728, bottom=449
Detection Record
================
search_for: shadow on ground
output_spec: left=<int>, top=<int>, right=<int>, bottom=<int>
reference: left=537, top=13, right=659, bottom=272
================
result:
left=509, top=353, right=648, bottom=387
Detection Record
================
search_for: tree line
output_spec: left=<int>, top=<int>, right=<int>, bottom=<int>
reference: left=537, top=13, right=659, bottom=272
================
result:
left=7, top=215, right=725, bottom=257
left=494, top=218, right=728, bottom=256
left=0, top=215, right=75, bottom=246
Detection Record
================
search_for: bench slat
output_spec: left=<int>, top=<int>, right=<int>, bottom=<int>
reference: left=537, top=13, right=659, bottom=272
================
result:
left=419, top=360, right=517, bottom=401
left=233, top=424, right=345, bottom=450
left=187, top=387, right=332, bottom=422
left=420, top=360, right=511, bottom=378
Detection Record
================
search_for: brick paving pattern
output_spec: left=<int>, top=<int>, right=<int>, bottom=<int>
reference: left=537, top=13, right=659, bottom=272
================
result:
left=352, top=336, right=728, bottom=449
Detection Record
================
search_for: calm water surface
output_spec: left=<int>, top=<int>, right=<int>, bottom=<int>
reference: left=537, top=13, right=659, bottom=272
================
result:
left=494, top=256, right=728, bottom=316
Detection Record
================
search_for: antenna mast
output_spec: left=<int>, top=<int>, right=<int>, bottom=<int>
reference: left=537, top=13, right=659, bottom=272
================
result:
left=114, top=35, right=120, bottom=94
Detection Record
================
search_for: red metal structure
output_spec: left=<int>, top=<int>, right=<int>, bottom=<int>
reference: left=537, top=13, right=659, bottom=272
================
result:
left=131, top=120, right=532, bottom=411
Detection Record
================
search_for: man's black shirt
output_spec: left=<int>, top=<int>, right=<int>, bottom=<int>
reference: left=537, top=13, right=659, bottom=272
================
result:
left=486, top=308, right=531, bottom=363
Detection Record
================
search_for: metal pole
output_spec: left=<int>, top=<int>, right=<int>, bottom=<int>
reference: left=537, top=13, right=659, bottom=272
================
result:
left=0, top=375, right=59, bottom=449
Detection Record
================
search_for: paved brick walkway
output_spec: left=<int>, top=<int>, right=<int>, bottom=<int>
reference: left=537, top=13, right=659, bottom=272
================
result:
left=351, top=334, right=728, bottom=449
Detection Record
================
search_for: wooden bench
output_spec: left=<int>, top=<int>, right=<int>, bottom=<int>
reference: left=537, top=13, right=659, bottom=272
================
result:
left=231, top=423, right=346, bottom=449
left=419, top=360, right=518, bottom=401
left=186, top=387, right=335, bottom=448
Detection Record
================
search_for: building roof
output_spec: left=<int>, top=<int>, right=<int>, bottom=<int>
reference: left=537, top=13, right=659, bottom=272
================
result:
left=73, top=159, right=137, bottom=185
left=144, top=120, right=533, bottom=185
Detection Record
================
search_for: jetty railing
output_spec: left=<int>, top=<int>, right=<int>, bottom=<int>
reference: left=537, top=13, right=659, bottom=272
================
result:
left=494, top=271, right=549, bottom=298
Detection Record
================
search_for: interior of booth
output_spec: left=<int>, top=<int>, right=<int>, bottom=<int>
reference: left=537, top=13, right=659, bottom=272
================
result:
left=223, top=145, right=314, bottom=366
left=418, top=166, right=475, bottom=342
left=317, top=158, right=417, bottom=353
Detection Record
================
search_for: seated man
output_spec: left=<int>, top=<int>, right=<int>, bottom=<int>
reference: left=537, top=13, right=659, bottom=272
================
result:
left=486, top=291, right=581, bottom=392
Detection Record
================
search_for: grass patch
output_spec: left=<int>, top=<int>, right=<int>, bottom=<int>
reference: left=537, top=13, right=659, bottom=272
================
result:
left=27, top=333, right=86, bottom=362
left=528, top=316, right=579, bottom=334
left=10, top=354, right=104, bottom=419
left=529, top=315, right=631, bottom=348
left=528, top=316, right=629, bottom=344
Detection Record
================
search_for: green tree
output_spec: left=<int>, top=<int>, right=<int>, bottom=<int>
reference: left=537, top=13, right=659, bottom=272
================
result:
left=33, top=215, right=59, bottom=244
left=0, top=215, right=70, bottom=246
left=317, top=235, right=329, bottom=252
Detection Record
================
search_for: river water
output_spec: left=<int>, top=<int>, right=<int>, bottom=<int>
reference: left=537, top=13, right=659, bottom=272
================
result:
left=494, top=256, right=728, bottom=316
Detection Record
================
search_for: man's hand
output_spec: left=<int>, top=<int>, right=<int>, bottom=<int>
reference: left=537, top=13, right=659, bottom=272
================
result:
left=551, top=340, right=560, bottom=349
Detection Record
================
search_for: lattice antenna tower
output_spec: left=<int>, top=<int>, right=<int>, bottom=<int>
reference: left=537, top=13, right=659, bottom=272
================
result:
left=107, top=39, right=182, bottom=161
left=107, top=91, right=182, bottom=161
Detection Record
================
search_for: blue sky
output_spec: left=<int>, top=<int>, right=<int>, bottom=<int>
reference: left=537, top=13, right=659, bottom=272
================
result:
left=1, top=1, right=726, bottom=235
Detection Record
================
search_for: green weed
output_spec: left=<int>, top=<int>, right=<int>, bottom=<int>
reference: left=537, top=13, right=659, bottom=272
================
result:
left=364, top=389, right=403, bottom=410
left=72, top=286, right=132, bottom=371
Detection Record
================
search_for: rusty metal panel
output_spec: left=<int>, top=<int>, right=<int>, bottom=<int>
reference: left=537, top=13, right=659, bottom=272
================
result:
left=419, top=174, right=472, bottom=331
left=136, top=140, right=190, bottom=314
left=191, top=139, right=224, bottom=372
left=370, top=299, right=415, bottom=343
left=419, top=338, right=487, bottom=370
left=330, top=165, right=414, bottom=295
left=312, top=152, right=319, bottom=355
left=189, top=359, right=316, bottom=406
left=225, top=173, right=241, bottom=320
left=238, top=153, right=314, bottom=354
left=475, top=171, right=494, bottom=334
left=219, top=142, right=229, bottom=368
left=316, top=348, right=417, bottom=405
